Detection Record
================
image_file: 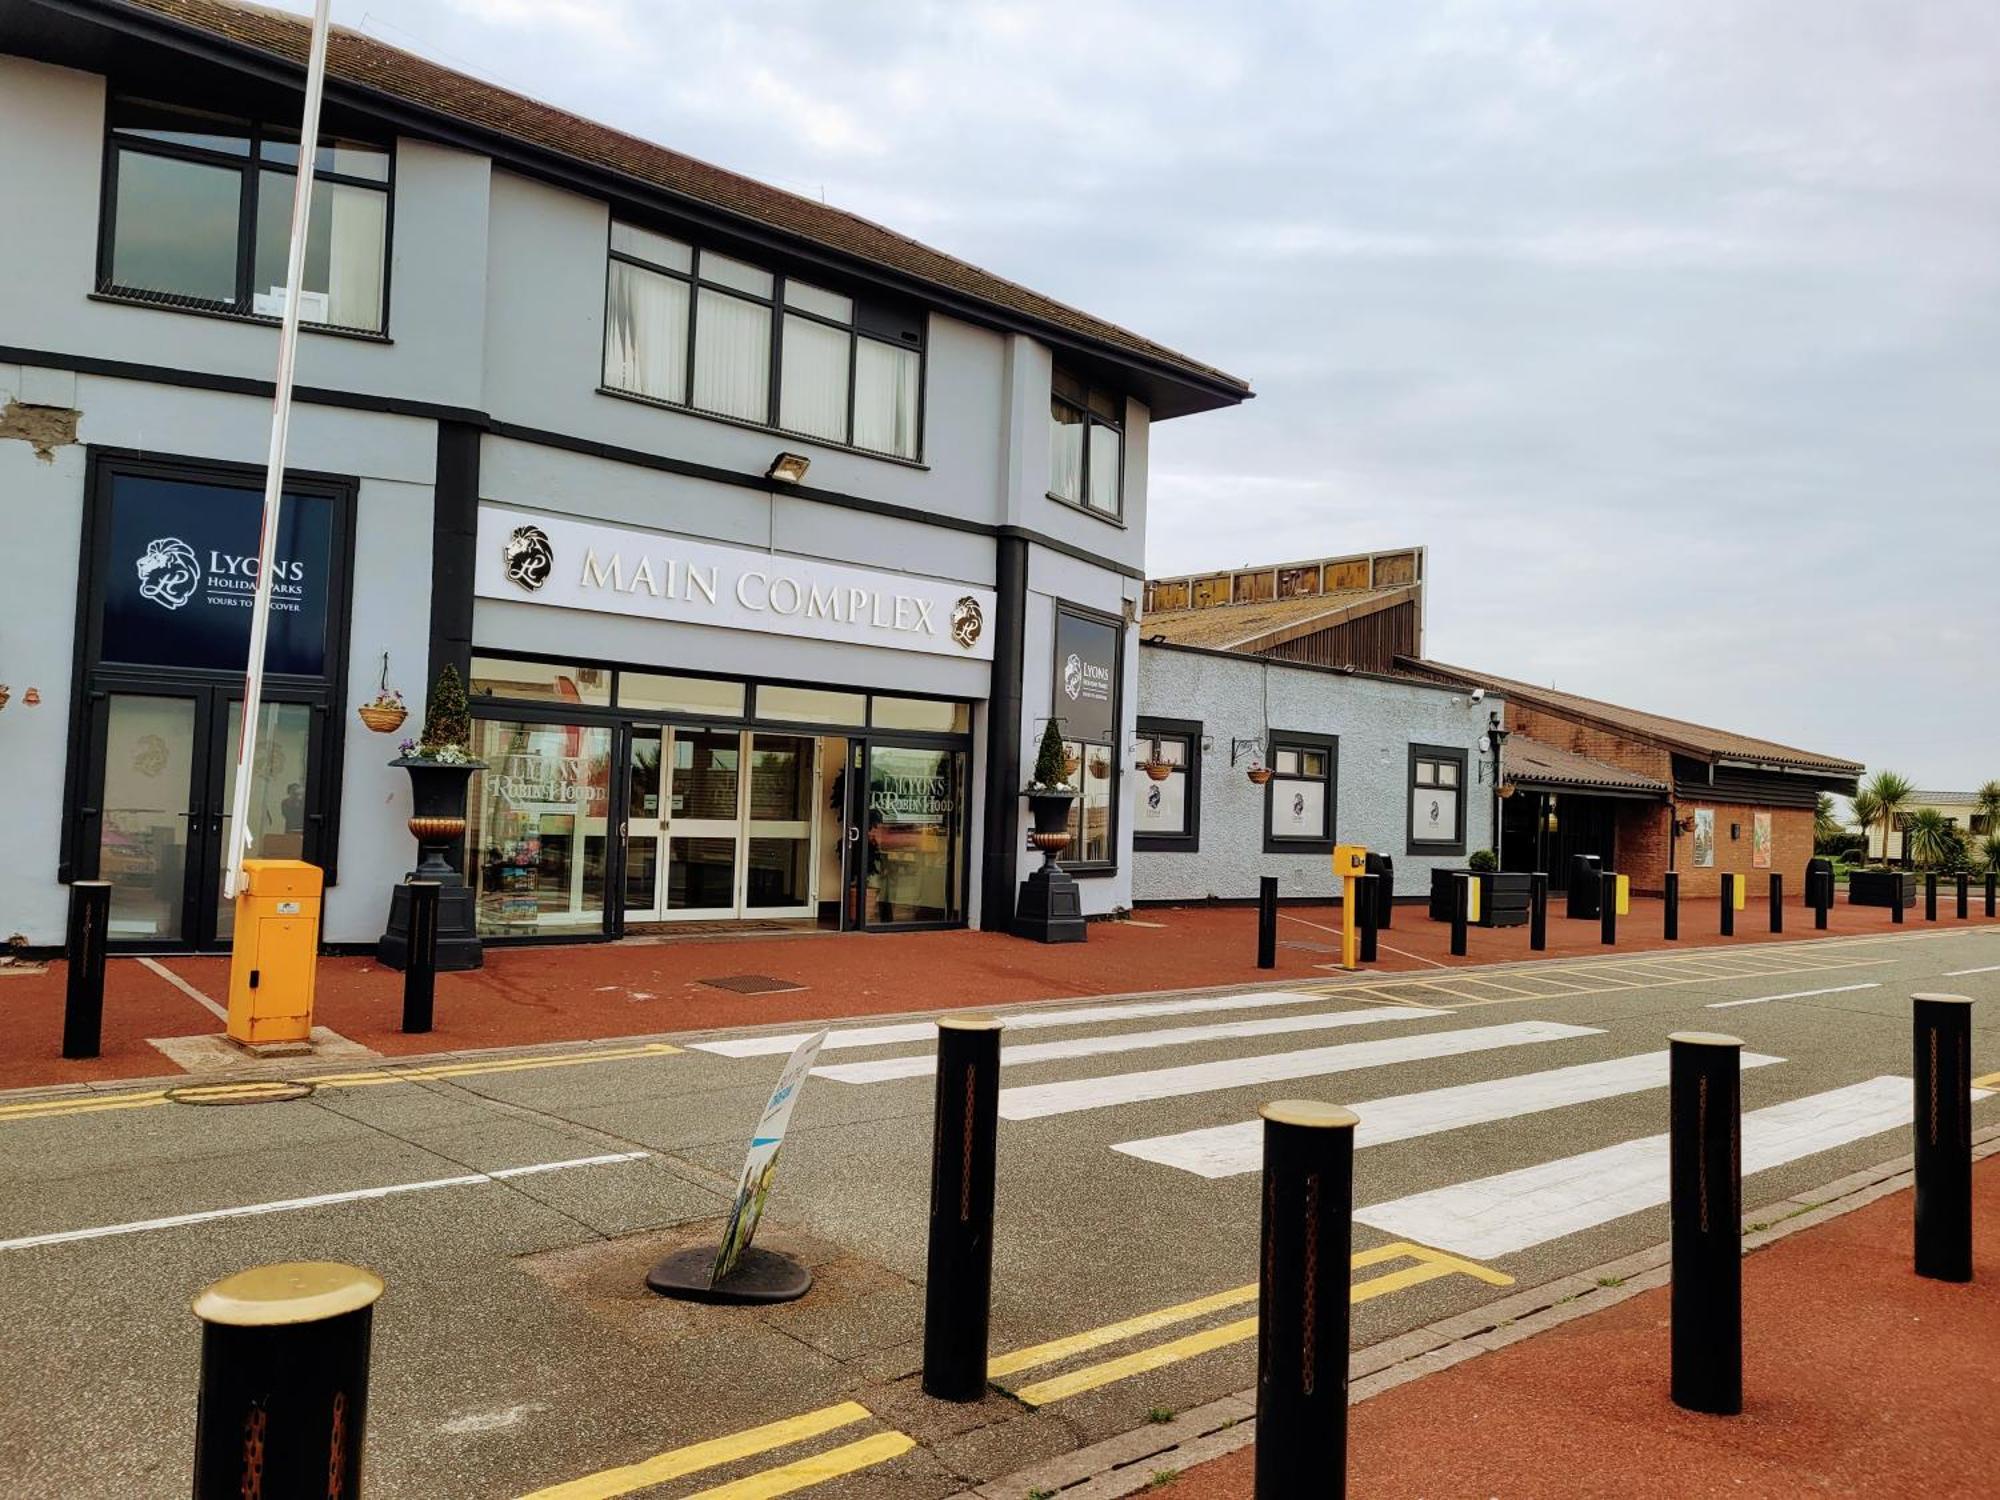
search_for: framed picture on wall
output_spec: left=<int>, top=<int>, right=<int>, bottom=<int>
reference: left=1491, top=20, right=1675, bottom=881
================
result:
left=1692, top=809, right=1716, bottom=868
left=1752, top=811, right=1772, bottom=869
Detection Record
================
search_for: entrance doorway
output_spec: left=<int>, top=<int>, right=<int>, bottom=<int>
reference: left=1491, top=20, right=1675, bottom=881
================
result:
left=621, top=727, right=820, bottom=922
left=83, top=684, right=318, bottom=949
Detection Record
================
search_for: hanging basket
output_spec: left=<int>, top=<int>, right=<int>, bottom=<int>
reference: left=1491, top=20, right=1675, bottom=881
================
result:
left=1088, top=755, right=1111, bottom=781
left=1246, top=766, right=1274, bottom=786
left=358, top=701, right=408, bottom=734
left=1061, top=752, right=1081, bottom=781
left=1140, top=759, right=1175, bottom=782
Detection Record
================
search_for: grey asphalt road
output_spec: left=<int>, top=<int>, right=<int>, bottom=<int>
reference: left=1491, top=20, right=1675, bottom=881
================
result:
left=1, top=926, right=1996, bottom=1498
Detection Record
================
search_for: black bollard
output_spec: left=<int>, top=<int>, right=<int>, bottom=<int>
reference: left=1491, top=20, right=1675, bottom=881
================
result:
left=61, top=881, right=111, bottom=1061
left=401, top=881, right=439, bottom=1034
left=1255, top=1101, right=1357, bottom=1499
left=1664, top=871, right=1679, bottom=942
left=1450, top=873, right=1469, bottom=958
left=1769, top=872, right=1783, bottom=935
left=193, top=1262, right=384, bottom=1500
left=1530, top=871, right=1548, bottom=952
left=1669, top=1032, right=1743, bottom=1416
left=1912, top=994, right=1974, bottom=1282
left=1600, top=872, right=1618, bottom=946
left=1719, top=874, right=1735, bottom=938
left=1987, top=872, right=1997, bottom=918
left=1956, top=873, right=1969, bottom=921
left=1256, top=875, right=1278, bottom=971
left=1814, top=871, right=1829, bottom=931
left=1357, top=874, right=1379, bottom=965
left=1925, top=873, right=1937, bottom=923
left=923, top=1015, right=1003, bottom=1401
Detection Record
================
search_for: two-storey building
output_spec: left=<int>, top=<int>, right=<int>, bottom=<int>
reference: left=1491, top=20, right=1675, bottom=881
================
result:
left=0, top=0, right=1249, bottom=953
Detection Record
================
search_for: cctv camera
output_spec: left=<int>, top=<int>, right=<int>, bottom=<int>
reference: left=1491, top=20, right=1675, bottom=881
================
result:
left=1470, top=687, right=1486, bottom=704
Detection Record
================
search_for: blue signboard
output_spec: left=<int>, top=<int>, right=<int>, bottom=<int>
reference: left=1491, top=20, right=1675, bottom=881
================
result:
left=100, top=474, right=334, bottom=677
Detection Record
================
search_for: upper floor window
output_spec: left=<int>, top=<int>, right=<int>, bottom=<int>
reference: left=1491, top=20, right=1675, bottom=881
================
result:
left=603, top=221, right=924, bottom=460
left=1049, top=367, right=1123, bottom=518
left=101, top=96, right=391, bottom=333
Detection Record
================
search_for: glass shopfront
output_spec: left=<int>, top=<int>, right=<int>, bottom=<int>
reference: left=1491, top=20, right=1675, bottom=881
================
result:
left=466, top=654, right=972, bottom=938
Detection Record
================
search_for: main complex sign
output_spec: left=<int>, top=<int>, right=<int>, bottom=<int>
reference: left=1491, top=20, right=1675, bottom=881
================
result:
left=474, top=507, right=996, bottom=662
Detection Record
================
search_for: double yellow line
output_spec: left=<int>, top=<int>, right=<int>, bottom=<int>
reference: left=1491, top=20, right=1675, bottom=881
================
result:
left=0, top=1042, right=683, bottom=1125
left=993, top=1241, right=1512, bottom=1406
left=517, top=1402, right=912, bottom=1500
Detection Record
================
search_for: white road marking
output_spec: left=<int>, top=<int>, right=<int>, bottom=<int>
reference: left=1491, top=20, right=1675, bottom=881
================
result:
left=810, top=1005, right=1446, bottom=1084
left=138, top=957, right=229, bottom=1022
left=996, top=1021, right=1602, bottom=1121
left=0, top=1151, right=650, bottom=1253
left=1705, top=982, right=1881, bottom=1010
left=1943, top=965, right=2000, bottom=977
left=688, top=990, right=1339, bottom=1058
left=1355, top=1077, right=1994, bottom=1259
left=1110, top=1049, right=1786, bottom=1178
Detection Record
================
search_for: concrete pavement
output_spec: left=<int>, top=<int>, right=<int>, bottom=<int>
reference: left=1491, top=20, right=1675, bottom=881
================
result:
left=1, top=926, right=1995, bottom=1496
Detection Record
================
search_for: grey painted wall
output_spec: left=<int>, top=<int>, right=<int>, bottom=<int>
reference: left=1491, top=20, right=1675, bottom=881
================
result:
left=1132, top=646, right=1501, bottom=904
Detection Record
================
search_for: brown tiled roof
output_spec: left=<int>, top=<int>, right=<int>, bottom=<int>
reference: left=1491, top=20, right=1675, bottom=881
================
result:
left=1504, top=735, right=1667, bottom=796
left=108, top=0, right=1250, bottom=403
left=1143, top=586, right=1414, bottom=651
left=1399, top=658, right=1863, bottom=777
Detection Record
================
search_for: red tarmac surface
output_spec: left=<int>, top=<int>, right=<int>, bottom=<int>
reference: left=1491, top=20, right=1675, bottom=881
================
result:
left=2, top=891, right=1992, bottom=1093
left=1162, top=1158, right=2000, bottom=1498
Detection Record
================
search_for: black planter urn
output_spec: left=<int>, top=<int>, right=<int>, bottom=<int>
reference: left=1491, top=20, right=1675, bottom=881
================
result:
left=376, top=757, right=487, bottom=971
left=1015, top=790, right=1085, bottom=944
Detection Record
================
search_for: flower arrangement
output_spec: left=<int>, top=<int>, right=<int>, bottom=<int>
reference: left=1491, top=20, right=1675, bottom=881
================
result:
left=357, top=653, right=409, bottom=733
left=396, top=664, right=475, bottom=763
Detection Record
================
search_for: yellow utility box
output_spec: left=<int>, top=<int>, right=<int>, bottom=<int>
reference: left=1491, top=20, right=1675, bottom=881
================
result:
left=1332, top=844, right=1369, bottom=880
left=1616, top=874, right=1631, bottom=916
left=227, top=859, right=322, bottom=1046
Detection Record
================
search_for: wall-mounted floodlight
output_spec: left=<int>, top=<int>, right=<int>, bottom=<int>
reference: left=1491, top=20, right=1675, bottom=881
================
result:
left=766, top=452, right=812, bottom=483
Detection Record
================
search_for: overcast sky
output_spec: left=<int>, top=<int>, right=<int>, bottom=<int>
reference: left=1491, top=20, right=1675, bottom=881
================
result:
left=317, top=1, right=1997, bottom=787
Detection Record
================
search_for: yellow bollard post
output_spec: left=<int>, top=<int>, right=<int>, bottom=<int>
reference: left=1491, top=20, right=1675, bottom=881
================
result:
left=1732, top=874, right=1747, bottom=912
left=1616, top=874, right=1631, bottom=917
left=1332, top=845, right=1369, bottom=971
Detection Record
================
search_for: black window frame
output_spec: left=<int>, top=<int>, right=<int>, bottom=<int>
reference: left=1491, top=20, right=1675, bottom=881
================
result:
left=1047, top=366, right=1126, bottom=523
left=95, top=93, right=395, bottom=337
left=1406, top=743, right=1470, bottom=857
left=601, top=218, right=928, bottom=463
left=1263, top=730, right=1337, bottom=855
left=1134, top=715, right=1202, bottom=853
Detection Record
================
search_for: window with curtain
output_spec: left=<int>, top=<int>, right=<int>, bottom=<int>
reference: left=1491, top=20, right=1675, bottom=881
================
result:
left=602, top=224, right=924, bottom=460
left=101, top=96, right=391, bottom=332
left=1049, top=367, right=1124, bottom=518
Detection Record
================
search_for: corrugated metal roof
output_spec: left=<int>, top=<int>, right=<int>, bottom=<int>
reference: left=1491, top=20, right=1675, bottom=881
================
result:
left=105, top=0, right=1251, bottom=403
left=1504, top=736, right=1668, bottom=795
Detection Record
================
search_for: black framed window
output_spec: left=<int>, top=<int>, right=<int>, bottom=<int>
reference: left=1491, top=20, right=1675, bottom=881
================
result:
left=100, top=96, right=391, bottom=333
left=1134, top=716, right=1201, bottom=852
left=604, top=221, right=925, bottom=460
left=1264, top=731, right=1336, bottom=854
left=1051, top=603, right=1123, bottom=871
left=1049, top=367, right=1124, bottom=519
left=1408, top=744, right=1469, bottom=856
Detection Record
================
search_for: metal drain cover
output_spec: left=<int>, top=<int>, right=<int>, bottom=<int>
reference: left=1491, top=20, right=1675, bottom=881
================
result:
left=166, top=1079, right=316, bottom=1107
left=698, top=974, right=805, bottom=995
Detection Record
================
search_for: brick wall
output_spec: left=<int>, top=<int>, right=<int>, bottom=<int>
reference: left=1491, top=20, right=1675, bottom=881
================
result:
left=1650, top=803, right=1816, bottom=901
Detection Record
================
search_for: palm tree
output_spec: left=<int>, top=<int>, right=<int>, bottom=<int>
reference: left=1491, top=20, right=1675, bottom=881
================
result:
left=1861, top=770, right=1915, bottom=867
left=1848, top=788, right=1881, bottom=863
left=1906, top=807, right=1954, bottom=869
left=1976, top=780, right=2000, bottom=843
left=1814, top=793, right=1844, bottom=851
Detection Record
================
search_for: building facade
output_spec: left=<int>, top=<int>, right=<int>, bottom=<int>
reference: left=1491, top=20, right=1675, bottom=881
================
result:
left=0, top=0, right=1247, bottom=952
left=1131, top=644, right=1499, bottom=904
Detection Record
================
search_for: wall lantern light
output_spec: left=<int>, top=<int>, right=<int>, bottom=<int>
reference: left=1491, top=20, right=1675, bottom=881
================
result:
left=766, top=451, right=812, bottom=484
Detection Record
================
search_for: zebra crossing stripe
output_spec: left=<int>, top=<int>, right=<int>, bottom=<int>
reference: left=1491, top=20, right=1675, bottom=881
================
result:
left=810, top=1005, right=1445, bottom=1084
left=1355, top=1075, right=1996, bottom=1259
left=996, top=1020, right=1602, bottom=1121
left=687, top=990, right=1337, bottom=1058
left=1109, top=1049, right=1786, bottom=1178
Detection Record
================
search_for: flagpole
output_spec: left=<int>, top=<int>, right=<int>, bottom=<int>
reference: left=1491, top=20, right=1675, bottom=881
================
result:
left=225, top=0, right=334, bottom=902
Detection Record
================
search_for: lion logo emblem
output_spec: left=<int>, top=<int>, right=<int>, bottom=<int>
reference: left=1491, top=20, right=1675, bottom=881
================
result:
left=1063, top=652, right=1083, bottom=701
left=136, top=537, right=201, bottom=611
left=950, top=595, right=983, bottom=650
left=503, top=525, right=553, bottom=591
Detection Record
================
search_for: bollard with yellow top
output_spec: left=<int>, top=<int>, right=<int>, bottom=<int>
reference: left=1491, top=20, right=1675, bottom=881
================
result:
left=1332, top=844, right=1369, bottom=970
left=227, top=859, right=322, bottom=1047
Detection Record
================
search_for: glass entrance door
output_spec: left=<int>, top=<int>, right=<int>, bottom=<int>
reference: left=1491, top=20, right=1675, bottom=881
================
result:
left=664, top=728, right=741, bottom=919
left=852, top=739, right=967, bottom=929
left=744, top=734, right=816, bottom=918
left=89, top=686, right=317, bottom=950
left=623, top=726, right=667, bottom=920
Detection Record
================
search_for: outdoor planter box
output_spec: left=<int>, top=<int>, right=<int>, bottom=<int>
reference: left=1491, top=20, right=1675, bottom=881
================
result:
left=1427, top=869, right=1532, bottom=928
left=1847, top=870, right=1916, bottom=908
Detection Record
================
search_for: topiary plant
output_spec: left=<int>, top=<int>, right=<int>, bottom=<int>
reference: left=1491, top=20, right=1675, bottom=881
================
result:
left=416, top=663, right=472, bottom=759
left=1467, top=848, right=1498, bottom=873
left=1029, top=718, right=1072, bottom=792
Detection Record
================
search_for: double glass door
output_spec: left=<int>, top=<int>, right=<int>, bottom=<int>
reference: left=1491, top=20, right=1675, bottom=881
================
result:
left=623, top=727, right=817, bottom=921
left=85, top=683, right=317, bottom=949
